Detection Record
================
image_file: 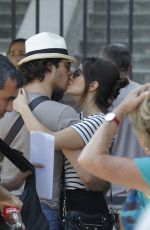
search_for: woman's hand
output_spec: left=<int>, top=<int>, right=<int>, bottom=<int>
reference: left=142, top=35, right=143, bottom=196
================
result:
left=32, top=162, right=44, bottom=169
left=13, top=88, right=29, bottom=114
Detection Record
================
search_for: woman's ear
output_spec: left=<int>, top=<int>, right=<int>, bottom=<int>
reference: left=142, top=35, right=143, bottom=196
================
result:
left=89, top=81, right=99, bottom=92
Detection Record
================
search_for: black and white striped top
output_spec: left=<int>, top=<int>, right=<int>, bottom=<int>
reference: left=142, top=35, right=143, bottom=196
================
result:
left=64, top=112, right=105, bottom=190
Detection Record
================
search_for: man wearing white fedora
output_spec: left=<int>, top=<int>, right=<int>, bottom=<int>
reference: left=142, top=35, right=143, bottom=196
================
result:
left=0, top=32, right=80, bottom=230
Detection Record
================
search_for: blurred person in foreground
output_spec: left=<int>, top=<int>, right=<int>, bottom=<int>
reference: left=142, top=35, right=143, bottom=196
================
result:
left=79, top=83, right=150, bottom=230
left=100, top=43, right=145, bottom=229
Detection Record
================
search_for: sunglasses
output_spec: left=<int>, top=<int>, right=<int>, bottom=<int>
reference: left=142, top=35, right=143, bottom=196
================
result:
left=73, top=68, right=83, bottom=78
left=62, top=61, right=71, bottom=71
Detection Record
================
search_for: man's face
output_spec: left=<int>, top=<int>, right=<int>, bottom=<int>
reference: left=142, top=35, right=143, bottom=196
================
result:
left=0, top=78, right=18, bottom=118
left=52, top=60, right=71, bottom=92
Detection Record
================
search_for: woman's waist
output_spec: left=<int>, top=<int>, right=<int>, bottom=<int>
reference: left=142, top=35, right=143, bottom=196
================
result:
left=65, top=189, right=108, bottom=214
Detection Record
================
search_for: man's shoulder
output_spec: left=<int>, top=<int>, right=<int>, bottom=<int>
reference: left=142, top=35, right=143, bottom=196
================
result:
left=32, top=98, right=79, bottom=129
left=120, top=80, right=140, bottom=95
left=113, top=80, right=140, bottom=107
left=126, top=80, right=140, bottom=90
left=28, top=93, right=76, bottom=113
left=38, top=99, right=77, bottom=114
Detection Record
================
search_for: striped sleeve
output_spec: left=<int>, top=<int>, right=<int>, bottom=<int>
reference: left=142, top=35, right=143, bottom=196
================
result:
left=70, top=113, right=105, bottom=144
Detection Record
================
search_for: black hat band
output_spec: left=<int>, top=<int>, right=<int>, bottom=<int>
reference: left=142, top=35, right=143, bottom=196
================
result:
left=25, top=48, right=68, bottom=57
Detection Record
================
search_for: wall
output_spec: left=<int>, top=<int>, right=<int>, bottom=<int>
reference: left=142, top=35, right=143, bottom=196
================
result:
left=17, top=0, right=78, bottom=38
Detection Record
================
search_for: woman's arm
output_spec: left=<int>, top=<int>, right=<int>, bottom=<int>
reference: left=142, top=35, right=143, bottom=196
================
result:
left=78, top=84, right=150, bottom=193
left=63, top=149, right=109, bottom=192
left=13, top=89, right=84, bottom=150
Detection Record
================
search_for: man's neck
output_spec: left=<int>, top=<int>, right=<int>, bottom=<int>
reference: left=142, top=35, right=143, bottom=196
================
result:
left=25, top=80, right=52, bottom=98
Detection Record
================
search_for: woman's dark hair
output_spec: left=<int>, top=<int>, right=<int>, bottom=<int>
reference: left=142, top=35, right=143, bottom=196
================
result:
left=18, top=58, right=63, bottom=85
left=80, top=57, right=129, bottom=110
left=7, top=38, right=26, bottom=55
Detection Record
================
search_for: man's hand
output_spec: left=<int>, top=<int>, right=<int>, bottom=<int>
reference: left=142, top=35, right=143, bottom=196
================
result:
left=0, top=186, right=23, bottom=211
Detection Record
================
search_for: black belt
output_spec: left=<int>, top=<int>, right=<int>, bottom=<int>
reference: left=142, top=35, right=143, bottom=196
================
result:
left=106, top=196, right=126, bottom=205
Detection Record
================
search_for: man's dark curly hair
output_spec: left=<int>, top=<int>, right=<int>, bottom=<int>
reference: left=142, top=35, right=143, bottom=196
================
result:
left=18, top=58, right=63, bottom=85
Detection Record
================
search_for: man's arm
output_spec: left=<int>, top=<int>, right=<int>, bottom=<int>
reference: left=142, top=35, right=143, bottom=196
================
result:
left=0, top=170, right=31, bottom=191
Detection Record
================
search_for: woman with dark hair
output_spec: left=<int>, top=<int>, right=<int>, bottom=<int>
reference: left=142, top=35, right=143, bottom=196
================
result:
left=14, top=57, right=128, bottom=229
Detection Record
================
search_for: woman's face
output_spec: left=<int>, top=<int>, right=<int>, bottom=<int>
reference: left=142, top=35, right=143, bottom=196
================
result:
left=66, top=64, right=85, bottom=102
left=8, top=42, right=25, bottom=67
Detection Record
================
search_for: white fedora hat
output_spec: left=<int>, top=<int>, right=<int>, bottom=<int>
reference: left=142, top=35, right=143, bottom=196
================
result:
left=18, top=32, right=76, bottom=66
